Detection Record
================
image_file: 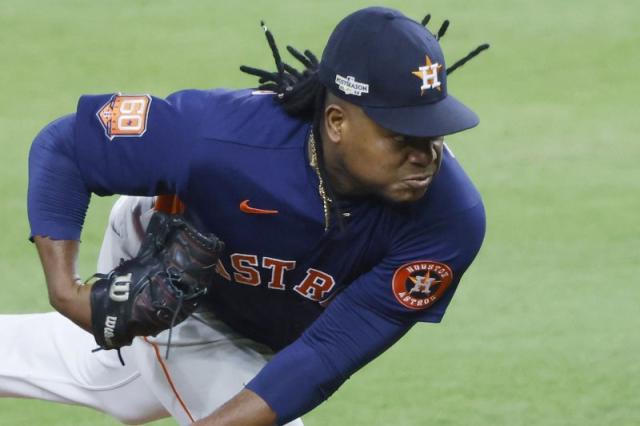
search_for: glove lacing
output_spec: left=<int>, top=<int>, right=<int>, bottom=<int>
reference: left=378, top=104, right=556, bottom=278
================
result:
left=156, top=266, right=207, bottom=360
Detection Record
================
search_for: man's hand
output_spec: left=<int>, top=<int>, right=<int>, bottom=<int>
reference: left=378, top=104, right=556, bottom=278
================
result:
left=192, top=389, right=277, bottom=426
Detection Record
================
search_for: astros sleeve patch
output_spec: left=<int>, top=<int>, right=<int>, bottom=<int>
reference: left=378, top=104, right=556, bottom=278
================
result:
left=391, top=260, right=453, bottom=310
left=97, top=94, right=152, bottom=140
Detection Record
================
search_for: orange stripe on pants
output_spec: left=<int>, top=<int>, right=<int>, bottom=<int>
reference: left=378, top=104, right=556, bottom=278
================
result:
left=143, top=337, right=195, bottom=423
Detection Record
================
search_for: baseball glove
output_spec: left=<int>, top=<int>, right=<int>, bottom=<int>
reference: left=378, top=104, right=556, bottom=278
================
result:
left=89, top=211, right=224, bottom=351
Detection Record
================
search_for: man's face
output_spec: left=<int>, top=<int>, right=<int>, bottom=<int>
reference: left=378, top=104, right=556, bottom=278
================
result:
left=324, top=100, right=444, bottom=204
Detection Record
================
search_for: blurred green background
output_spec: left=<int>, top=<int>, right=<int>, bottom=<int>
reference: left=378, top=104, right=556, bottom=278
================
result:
left=0, top=0, right=638, bottom=424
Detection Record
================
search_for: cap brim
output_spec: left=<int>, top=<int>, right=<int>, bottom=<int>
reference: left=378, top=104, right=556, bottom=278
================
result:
left=362, top=94, right=479, bottom=138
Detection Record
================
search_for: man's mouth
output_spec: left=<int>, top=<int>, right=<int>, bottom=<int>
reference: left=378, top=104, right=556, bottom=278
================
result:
left=403, top=174, right=433, bottom=189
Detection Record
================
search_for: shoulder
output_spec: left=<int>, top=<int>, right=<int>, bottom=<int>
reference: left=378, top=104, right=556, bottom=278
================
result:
left=383, top=147, right=486, bottom=263
left=406, top=145, right=484, bottom=227
left=197, top=89, right=310, bottom=149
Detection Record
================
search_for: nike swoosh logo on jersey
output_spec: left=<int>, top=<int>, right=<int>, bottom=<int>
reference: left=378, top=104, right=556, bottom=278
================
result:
left=239, top=199, right=279, bottom=215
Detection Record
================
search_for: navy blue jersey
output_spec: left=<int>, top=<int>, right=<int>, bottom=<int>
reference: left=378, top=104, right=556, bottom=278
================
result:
left=28, top=88, right=485, bottom=421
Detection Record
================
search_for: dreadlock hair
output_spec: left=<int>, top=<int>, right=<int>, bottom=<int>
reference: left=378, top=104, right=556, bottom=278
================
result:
left=239, top=17, right=489, bottom=227
left=240, top=22, right=324, bottom=121
left=422, top=15, right=491, bottom=75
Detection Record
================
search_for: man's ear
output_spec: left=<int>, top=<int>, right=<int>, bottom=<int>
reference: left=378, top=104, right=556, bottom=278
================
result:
left=324, top=103, right=345, bottom=144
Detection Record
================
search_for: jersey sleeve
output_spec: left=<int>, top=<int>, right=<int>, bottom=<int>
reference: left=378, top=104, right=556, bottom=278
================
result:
left=28, top=90, right=211, bottom=240
left=247, top=201, right=486, bottom=422
left=363, top=200, right=486, bottom=323
left=28, top=114, right=91, bottom=240
left=73, top=91, right=204, bottom=196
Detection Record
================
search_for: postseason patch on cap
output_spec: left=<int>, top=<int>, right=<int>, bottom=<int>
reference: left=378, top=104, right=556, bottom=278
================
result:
left=392, top=260, right=453, bottom=310
left=335, top=74, right=369, bottom=96
left=97, top=94, right=152, bottom=140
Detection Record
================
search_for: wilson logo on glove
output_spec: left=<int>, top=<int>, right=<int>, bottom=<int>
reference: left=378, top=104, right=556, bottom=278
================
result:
left=103, top=315, right=119, bottom=347
left=109, top=273, right=132, bottom=302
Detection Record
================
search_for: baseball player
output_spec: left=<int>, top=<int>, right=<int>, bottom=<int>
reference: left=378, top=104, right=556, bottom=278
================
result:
left=3, top=7, right=488, bottom=425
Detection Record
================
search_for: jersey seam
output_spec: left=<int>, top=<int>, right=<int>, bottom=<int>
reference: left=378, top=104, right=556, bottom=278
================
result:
left=299, top=339, right=346, bottom=395
left=70, top=111, right=89, bottom=197
left=391, top=199, right=484, bottom=249
left=201, top=137, right=309, bottom=151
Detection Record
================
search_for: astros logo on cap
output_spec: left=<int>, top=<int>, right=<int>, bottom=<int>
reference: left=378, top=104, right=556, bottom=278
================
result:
left=411, top=55, right=443, bottom=95
left=392, top=260, right=453, bottom=310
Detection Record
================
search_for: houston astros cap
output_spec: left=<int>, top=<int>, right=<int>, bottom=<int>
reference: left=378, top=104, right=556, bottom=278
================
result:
left=318, top=7, right=479, bottom=137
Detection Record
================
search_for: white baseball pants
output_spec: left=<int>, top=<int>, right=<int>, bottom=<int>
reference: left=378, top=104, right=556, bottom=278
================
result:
left=0, top=196, right=303, bottom=425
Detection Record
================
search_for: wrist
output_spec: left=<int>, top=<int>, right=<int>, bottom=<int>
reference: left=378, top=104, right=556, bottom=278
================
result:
left=192, top=389, right=277, bottom=426
left=48, top=277, right=84, bottom=310
left=48, top=281, right=92, bottom=332
left=34, top=236, right=91, bottom=331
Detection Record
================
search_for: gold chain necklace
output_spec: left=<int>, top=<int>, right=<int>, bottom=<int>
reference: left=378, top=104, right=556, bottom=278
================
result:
left=308, top=131, right=332, bottom=231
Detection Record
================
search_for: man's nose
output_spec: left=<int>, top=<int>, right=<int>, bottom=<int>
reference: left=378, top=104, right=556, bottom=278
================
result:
left=407, top=142, right=437, bottom=166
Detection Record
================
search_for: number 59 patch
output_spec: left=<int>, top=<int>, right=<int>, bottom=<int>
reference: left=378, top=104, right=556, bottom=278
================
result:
left=97, top=94, right=152, bottom=140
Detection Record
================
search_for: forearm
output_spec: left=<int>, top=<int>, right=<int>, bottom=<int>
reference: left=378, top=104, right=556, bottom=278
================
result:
left=192, top=389, right=276, bottom=426
left=34, top=236, right=92, bottom=332
left=246, top=290, right=414, bottom=424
